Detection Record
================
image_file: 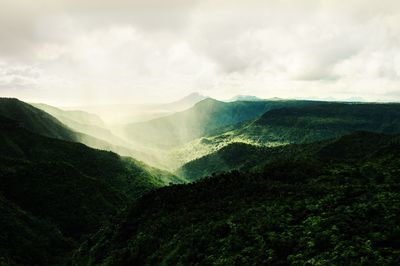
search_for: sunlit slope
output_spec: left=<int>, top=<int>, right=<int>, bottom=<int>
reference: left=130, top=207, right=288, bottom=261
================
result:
left=177, top=131, right=399, bottom=181
left=238, top=102, right=400, bottom=143
left=0, top=116, right=179, bottom=199
left=176, top=103, right=400, bottom=180
left=125, top=98, right=322, bottom=149
left=0, top=98, right=162, bottom=167
left=32, top=103, right=105, bottom=127
left=175, top=102, right=400, bottom=167
left=72, top=132, right=400, bottom=265
left=32, top=103, right=133, bottom=148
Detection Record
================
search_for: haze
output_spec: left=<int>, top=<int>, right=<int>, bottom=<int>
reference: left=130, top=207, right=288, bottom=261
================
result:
left=1, top=0, right=400, bottom=106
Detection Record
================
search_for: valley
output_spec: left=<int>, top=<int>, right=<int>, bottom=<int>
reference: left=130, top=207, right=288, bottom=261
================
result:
left=1, top=95, right=399, bottom=265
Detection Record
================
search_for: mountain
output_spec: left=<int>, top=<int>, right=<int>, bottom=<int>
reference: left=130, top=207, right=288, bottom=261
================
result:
left=74, top=92, right=207, bottom=124
left=249, top=102, right=400, bottom=143
left=32, top=103, right=134, bottom=148
left=0, top=98, right=76, bottom=141
left=72, top=131, right=400, bottom=265
left=0, top=102, right=181, bottom=264
left=32, top=103, right=105, bottom=127
left=228, top=95, right=264, bottom=102
left=160, top=92, right=207, bottom=110
left=177, top=130, right=399, bottom=180
left=0, top=98, right=162, bottom=166
left=124, top=99, right=322, bottom=149
left=177, top=103, right=400, bottom=180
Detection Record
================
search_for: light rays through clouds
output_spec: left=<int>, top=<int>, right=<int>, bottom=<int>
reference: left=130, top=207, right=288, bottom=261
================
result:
left=0, top=0, right=400, bottom=105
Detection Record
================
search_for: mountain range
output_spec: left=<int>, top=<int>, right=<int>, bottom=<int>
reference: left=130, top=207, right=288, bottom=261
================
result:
left=1, top=95, right=400, bottom=265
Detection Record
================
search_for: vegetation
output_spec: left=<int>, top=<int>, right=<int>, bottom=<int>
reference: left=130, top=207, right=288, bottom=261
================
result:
left=125, top=99, right=322, bottom=149
left=174, top=102, right=400, bottom=172
left=72, top=132, right=400, bottom=265
left=1, top=98, right=400, bottom=265
left=0, top=112, right=179, bottom=264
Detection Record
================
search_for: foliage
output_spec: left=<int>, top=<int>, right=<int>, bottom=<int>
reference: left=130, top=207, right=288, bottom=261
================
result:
left=72, top=132, right=400, bottom=265
left=125, top=99, right=321, bottom=149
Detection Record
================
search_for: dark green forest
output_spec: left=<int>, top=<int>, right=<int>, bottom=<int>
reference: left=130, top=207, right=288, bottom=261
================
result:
left=73, top=132, right=400, bottom=265
left=1, top=98, right=400, bottom=265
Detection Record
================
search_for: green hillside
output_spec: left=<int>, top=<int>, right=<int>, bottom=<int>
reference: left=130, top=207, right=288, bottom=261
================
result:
left=242, top=102, right=400, bottom=143
left=0, top=113, right=179, bottom=264
left=125, top=99, right=321, bottom=149
left=175, top=102, right=400, bottom=170
left=177, top=143, right=269, bottom=180
left=178, top=131, right=399, bottom=181
left=0, top=98, right=76, bottom=141
left=71, top=132, right=400, bottom=265
left=32, top=103, right=132, bottom=148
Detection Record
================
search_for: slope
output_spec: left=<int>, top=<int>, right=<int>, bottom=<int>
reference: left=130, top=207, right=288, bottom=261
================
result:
left=32, top=103, right=132, bottom=148
left=0, top=98, right=76, bottom=141
left=125, top=98, right=322, bottom=149
left=177, top=131, right=399, bottom=181
left=72, top=132, right=400, bottom=265
left=0, top=193, right=72, bottom=266
left=0, top=115, right=179, bottom=238
left=241, top=102, right=400, bottom=143
left=175, top=102, right=400, bottom=172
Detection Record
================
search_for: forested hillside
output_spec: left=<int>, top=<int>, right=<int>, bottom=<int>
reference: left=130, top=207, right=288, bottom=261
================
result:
left=125, top=99, right=321, bottom=148
left=176, top=102, right=400, bottom=172
left=72, top=132, right=400, bottom=265
left=0, top=113, right=179, bottom=264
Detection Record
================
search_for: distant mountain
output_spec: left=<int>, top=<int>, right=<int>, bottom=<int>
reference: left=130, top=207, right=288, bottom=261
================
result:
left=72, top=131, right=400, bottom=265
left=195, top=102, right=400, bottom=149
left=250, top=102, right=400, bottom=143
left=74, top=92, right=208, bottom=124
left=228, top=95, right=264, bottom=102
left=161, top=92, right=207, bottom=110
left=177, top=130, right=399, bottom=181
left=32, top=103, right=105, bottom=127
left=33, top=103, right=133, bottom=148
left=0, top=98, right=163, bottom=166
left=124, top=99, right=321, bottom=149
left=173, top=102, right=400, bottom=173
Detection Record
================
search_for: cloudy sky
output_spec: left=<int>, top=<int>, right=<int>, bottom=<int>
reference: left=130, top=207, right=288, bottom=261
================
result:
left=0, top=0, right=400, bottom=105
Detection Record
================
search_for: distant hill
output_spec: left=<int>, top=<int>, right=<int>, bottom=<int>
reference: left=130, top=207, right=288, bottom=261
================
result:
left=186, top=102, right=400, bottom=158
left=228, top=95, right=264, bottom=102
left=249, top=102, right=400, bottom=143
left=32, top=103, right=133, bottom=148
left=0, top=98, right=164, bottom=166
left=74, top=92, right=208, bottom=124
left=32, top=103, right=105, bottom=127
left=177, top=130, right=399, bottom=181
left=124, top=99, right=321, bottom=149
left=160, top=92, right=207, bottom=110
left=72, top=131, right=400, bottom=265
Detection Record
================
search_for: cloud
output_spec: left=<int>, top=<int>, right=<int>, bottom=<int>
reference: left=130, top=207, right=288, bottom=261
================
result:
left=0, top=0, right=399, bottom=104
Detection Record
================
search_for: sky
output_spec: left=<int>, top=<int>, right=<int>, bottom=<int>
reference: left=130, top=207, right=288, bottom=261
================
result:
left=0, top=0, right=400, bottom=106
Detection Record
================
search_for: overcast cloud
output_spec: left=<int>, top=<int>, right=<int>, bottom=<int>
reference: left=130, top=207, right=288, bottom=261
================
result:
left=0, top=0, right=399, bottom=105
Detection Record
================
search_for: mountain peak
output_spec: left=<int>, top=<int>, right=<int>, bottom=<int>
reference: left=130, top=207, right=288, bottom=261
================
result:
left=163, top=92, right=207, bottom=111
left=229, top=95, right=263, bottom=102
